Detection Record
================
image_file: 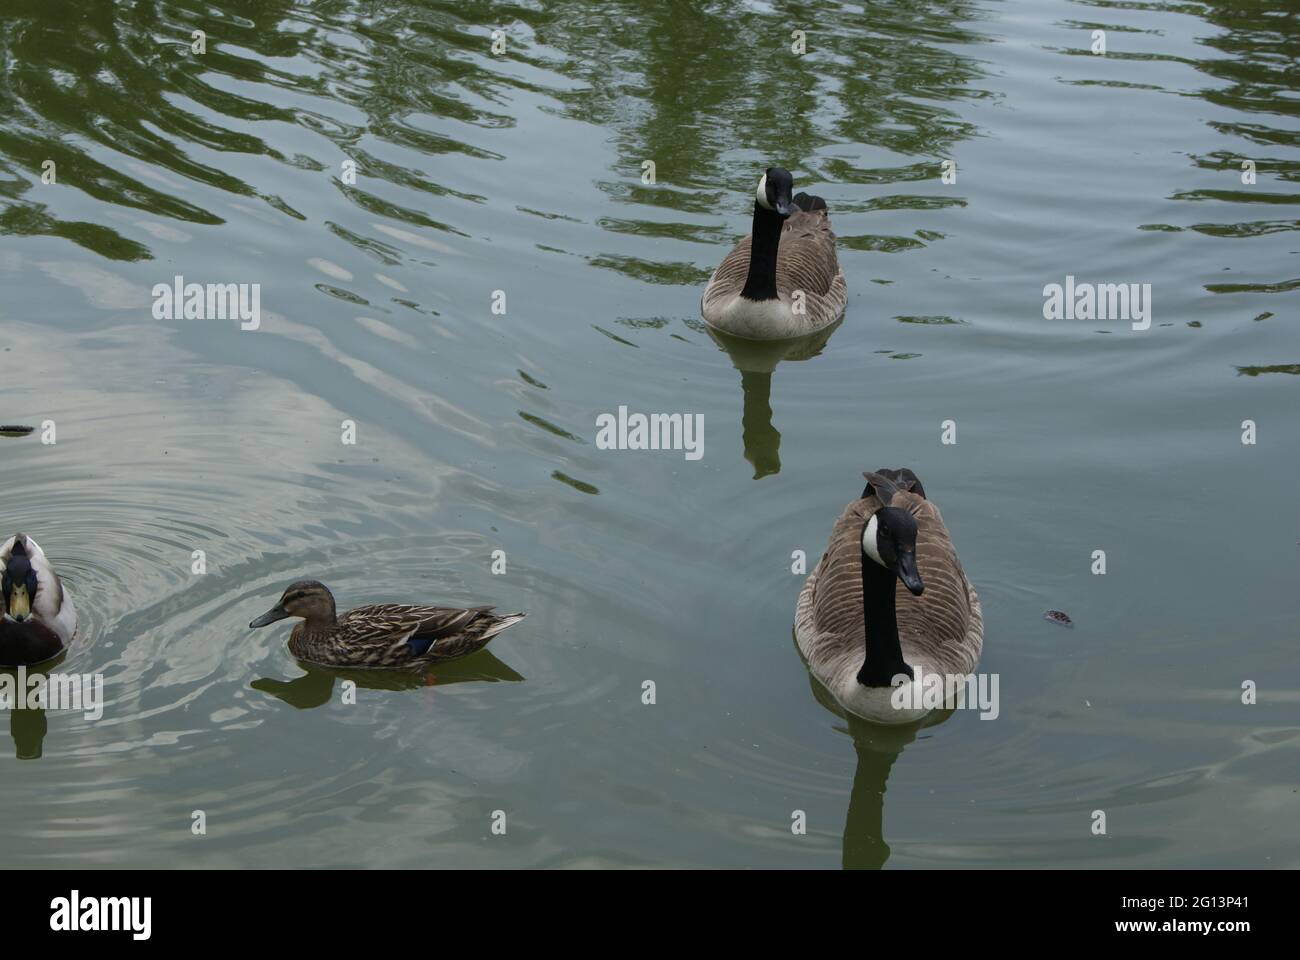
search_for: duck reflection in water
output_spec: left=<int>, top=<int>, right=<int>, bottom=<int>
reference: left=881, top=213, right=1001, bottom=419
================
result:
left=252, top=650, right=524, bottom=710
left=2, top=650, right=68, bottom=760
left=803, top=666, right=953, bottom=869
left=707, top=319, right=841, bottom=479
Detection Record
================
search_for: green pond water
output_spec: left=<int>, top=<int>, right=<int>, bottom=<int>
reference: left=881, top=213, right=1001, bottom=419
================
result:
left=0, top=0, right=1296, bottom=868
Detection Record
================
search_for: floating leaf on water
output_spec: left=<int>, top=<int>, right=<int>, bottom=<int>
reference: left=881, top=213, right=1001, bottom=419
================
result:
left=0, top=425, right=35, bottom=438
left=1043, top=610, right=1073, bottom=627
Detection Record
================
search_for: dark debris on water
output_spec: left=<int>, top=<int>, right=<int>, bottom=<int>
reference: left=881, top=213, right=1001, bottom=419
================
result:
left=0, top=425, right=35, bottom=438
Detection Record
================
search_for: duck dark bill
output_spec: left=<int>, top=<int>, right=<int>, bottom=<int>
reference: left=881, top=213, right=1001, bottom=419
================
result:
left=249, top=605, right=291, bottom=628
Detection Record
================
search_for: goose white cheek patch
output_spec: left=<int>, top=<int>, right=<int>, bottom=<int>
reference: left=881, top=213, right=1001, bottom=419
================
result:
left=755, top=173, right=772, bottom=210
left=861, top=513, right=885, bottom=566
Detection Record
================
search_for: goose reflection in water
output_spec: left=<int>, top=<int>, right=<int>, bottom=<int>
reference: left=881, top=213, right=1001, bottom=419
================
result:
left=251, top=649, right=524, bottom=710
left=803, top=665, right=953, bottom=869
left=707, top=320, right=842, bottom=479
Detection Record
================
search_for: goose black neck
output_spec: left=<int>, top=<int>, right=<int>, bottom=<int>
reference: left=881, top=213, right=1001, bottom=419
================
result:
left=857, top=542, right=912, bottom=687
left=740, top=202, right=785, bottom=302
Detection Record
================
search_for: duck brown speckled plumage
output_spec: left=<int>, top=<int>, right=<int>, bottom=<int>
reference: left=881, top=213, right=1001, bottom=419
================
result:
left=249, top=580, right=525, bottom=669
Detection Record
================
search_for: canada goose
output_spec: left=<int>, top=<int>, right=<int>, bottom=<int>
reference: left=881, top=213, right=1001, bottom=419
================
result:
left=795, top=470, right=982, bottom=724
left=701, top=167, right=847, bottom=339
left=0, top=533, right=77, bottom=666
left=249, top=580, right=525, bottom=669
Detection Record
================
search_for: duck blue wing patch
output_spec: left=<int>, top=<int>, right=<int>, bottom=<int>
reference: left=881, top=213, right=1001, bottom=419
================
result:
left=406, top=634, right=437, bottom=657
left=402, top=606, right=493, bottom=658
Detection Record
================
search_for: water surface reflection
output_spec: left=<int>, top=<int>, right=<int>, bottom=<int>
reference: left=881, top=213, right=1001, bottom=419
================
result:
left=708, top=321, right=842, bottom=478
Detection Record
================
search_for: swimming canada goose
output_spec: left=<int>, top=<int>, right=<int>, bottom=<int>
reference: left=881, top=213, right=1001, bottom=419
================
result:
left=701, top=167, right=847, bottom=339
left=795, top=470, right=982, bottom=724
left=249, top=580, right=525, bottom=669
left=0, top=533, right=77, bottom=666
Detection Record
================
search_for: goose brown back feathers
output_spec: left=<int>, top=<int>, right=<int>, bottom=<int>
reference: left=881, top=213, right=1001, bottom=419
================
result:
left=702, top=204, right=848, bottom=337
left=796, top=489, right=982, bottom=690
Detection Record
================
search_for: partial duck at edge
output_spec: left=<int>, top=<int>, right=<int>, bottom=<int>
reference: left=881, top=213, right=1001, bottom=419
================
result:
left=0, top=533, right=76, bottom=666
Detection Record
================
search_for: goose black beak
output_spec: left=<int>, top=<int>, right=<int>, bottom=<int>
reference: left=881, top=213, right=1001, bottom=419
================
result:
left=249, top=605, right=290, bottom=629
left=774, top=198, right=795, bottom=216
left=896, top=554, right=924, bottom=596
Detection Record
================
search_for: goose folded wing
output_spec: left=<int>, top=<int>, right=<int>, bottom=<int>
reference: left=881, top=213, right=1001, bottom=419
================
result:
left=777, top=215, right=840, bottom=298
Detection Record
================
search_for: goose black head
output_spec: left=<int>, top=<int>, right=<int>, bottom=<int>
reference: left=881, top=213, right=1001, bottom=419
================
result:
left=860, top=472, right=924, bottom=596
left=3, top=535, right=40, bottom=622
left=249, top=579, right=336, bottom=628
left=755, top=167, right=795, bottom=217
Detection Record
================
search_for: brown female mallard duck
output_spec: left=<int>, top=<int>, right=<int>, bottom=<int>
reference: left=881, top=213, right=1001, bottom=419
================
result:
left=1, top=533, right=77, bottom=666
left=248, top=580, right=525, bottom=669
